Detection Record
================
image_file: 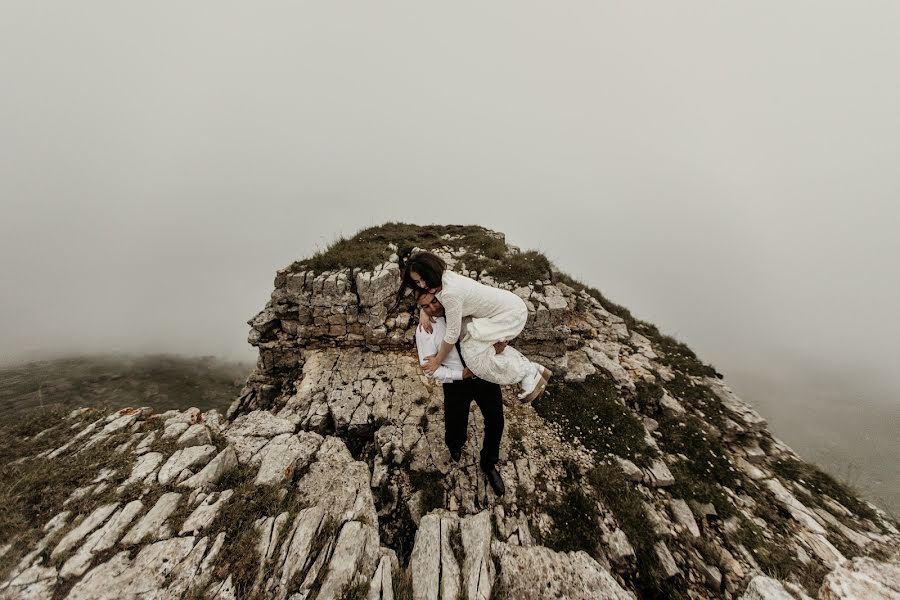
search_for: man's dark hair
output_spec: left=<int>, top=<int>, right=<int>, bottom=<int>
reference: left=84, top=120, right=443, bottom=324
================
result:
left=392, top=251, right=446, bottom=313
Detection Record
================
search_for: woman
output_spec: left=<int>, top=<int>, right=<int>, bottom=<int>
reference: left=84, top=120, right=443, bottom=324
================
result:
left=395, top=251, right=552, bottom=402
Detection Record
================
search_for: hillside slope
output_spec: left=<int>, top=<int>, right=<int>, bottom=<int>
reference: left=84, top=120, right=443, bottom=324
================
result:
left=1, top=224, right=897, bottom=600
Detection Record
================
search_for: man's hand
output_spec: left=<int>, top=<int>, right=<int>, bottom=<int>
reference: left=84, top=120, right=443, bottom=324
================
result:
left=422, top=355, right=441, bottom=375
left=463, top=368, right=475, bottom=379
left=418, top=309, right=434, bottom=334
left=493, top=341, right=508, bottom=354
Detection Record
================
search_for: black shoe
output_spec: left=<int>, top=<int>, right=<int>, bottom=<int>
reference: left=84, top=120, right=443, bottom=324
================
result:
left=449, top=448, right=462, bottom=463
left=482, top=463, right=505, bottom=496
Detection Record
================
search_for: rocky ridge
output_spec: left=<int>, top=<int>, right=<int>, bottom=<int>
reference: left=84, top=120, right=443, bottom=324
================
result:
left=1, top=224, right=897, bottom=600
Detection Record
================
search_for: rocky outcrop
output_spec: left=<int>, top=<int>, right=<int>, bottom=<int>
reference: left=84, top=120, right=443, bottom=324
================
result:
left=2, top=225, right=897, bottom=599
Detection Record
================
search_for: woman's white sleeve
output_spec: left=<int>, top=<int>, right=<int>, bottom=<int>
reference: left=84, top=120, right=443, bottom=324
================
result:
left=441, top=292, right=463, bottom=345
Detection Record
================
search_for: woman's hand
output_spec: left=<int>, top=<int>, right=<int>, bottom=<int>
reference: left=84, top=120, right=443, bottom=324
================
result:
left=422, top=355, right=441, bottom=375
left=463, top=368, right=475, bottom=379
left=493, top=341, right=508, bottom=354
left=418, top=309, right=434, bottom=334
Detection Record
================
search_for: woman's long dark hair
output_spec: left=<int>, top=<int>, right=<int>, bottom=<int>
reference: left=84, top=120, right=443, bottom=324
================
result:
left=391, top=251, right=446, bottom=313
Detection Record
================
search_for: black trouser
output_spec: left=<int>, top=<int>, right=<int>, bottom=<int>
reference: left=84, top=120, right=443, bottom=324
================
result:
left=442, top=378, right=504, bottom=467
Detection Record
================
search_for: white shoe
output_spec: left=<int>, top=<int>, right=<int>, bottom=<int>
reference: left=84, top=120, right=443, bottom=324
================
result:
left=518, top=364, right=552, bottom=403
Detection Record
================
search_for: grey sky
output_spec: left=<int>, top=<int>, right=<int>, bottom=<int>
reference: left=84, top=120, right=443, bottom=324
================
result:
left=2, top=2, right=898, bottom=509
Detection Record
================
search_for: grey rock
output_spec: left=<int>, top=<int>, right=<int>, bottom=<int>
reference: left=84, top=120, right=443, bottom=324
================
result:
left=763, top=479, right=827, bottom=535
left=654, top=542, right=681, bottom=579
left=121, top=452, right=164, bottom=489
left=120, top=492, right=182, bottom=546
left=157, top=445, right=217, bottom=485
left=818, top=557, right=900, bottom=599
left=615, top=457, right=644, bottom=482
left=52, top=502, right=119, bottom=559
left=60, top=500, right=144, bottom=578
left=180, top=445, right=238, bottom=489
left=162, top=421, right=190, bottom=440
left=179, top=489, right=234, bottom=535
left=316, top=520, right=381, bottom=600
left=268, top=506, right=326, bottom=600
left=460, top=511, right=495, bottom=600
left=176, top=423, right=212, bottom=448
left=295, top=436, right=377, bottom=527
left=739, top=576, right=794, bottom=599
left=669, top=499, right=701, bottom=538
left=660, top=392, right=686, bottom=416
left=604, top=528, right=635, bottom=565
left=254, top=431, right=323, bottom=486
left=644, top=459, right=675, bottom=487
left=0, top=565, right=58, bottom=600
left=492, top=541, right=635, bottom=600
left=66, top=537, right=197, bottom=600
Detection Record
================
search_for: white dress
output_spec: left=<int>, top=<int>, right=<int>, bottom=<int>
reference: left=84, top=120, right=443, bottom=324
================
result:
left=435, top=270, right=534, bottom=385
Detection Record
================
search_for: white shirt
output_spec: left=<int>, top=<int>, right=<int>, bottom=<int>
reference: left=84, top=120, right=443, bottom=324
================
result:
left=415, top=317, right=465, bottom=383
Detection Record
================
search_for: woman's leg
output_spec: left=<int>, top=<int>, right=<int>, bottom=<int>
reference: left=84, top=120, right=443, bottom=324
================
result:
left=461, top=339, right=535, bottom=385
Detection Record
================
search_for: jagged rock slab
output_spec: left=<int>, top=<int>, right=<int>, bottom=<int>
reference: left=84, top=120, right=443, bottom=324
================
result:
left=739, top=576, right=795, bottom=599
left=315, top=520, right=380, bottom=599
left=491, top=541, right=635, bottom=600
left=409, top=510, right=462, bottom=600
left=180, top=445, right=238, bottom=489
left=60, top=500, right=144, bottom=578
left=179, top=489, right=233, bottom=535
left=254, top=431, right=323, bottom=486
left=294, top=436, right=378, bottom=527
left=52, top=503, right=120, bottom=559
left=818, top=557, right=900, bottom=599
left=120, top=492, right=182, bottom=546
left=66, top=536, right=198, bottom=599
left=157, top=445, right=217, bottom=485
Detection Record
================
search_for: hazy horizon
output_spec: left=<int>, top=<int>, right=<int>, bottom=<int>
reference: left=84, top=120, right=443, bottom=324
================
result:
left=2, top=2, right=898, bottom=511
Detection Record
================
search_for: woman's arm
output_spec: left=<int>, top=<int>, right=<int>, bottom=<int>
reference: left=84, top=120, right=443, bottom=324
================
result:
left=423, top=341, right=454, bottom=375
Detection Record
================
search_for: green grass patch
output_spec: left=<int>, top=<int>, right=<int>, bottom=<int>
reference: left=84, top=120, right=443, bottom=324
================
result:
left=0, top=406, right=133, bottom=579
left=585, top=462, right=688, bottom=599
left=534, top=374, right=656, bottom=468
left=296, top=223, right=508, bottom=273
left=732, top=517, right=801, bottom=580
left=408, top=471, right=445, bottom=515
left=660, top=373, right=729, bottom=429
left=205, top=465, right=310, bottom=598
left=542, top=460, right=603, bottom=555
left=657, top=415, right=737, bottom=518
left=488, top=250, right=552, bottom=286
left=770, top=458, right=882, bottom=527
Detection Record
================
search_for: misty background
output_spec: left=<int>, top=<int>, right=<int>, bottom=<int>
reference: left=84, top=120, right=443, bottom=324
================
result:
left=1, top=3, right=898, bottom=512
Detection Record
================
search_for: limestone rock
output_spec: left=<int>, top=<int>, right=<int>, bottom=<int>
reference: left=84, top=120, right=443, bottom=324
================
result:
left=294, top=436, right=377, bottom=527
left=179, top=445, right=238, bottom=489
left=157, top=445, right=217, bottom=485
left=52, top=503, right=120, bottom=559
left=120, top=492, right=182, bottom=546
left=66, top=537, right=198, bottom=599
left=740, top=576, right=794, bottom=599
left=176, top=423, right=213, bottom=448
left=315, top=520, right=380, bottom=600
left=254, top=431, right=323, bottom=486
left=492, top=541, right=635, bottom=600
left=818, top=557, right=900, bottom=599
left=60, top=500, right=144, bottom=578
left=669, top=499, right=701, bottom=538
left=179, top=489, right=234, bottom=535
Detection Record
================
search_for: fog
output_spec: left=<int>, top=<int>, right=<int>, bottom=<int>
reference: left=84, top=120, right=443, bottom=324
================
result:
left=1, top=2, right=898, bottom=511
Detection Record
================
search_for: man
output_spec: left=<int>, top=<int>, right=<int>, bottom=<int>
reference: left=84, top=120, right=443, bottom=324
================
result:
left=415, top=289, right=506, bottom=497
